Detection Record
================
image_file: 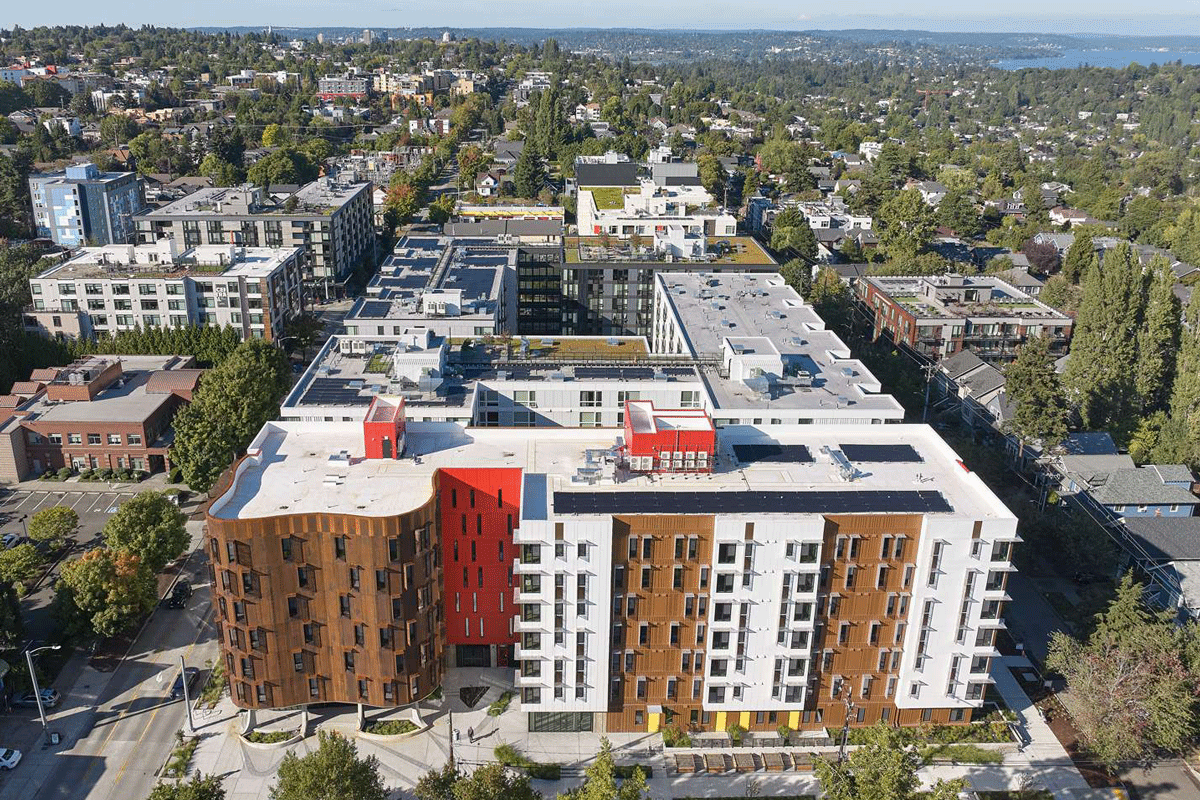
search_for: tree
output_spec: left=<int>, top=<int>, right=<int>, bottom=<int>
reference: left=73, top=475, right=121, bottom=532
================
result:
left=428, top=194, right=456, bottom=225
left=697, top=153, right=725, bottom=197
left=27, top=506, right=77, bottom=552
left=757, top=138, right=814, bottom=191
left=457, top=145, right=487, bottom=191
left=0, top=581, right=24, bottom=648
left=99, top=115, right=138, bottom=147
left=1047, top=574, right=1200, bottom=769
left=414, top=763, right=459, bottom=800
left=1061, top=231, right=1095, bottom=284
left=247, top=148, right=318, bottom=189
left=1169, top=292, right=1200, bottom=461
left=148, top=774, right=226, bottom=800
left=282, top=314, right=325, bottom=360
left=779, top=258, right=812, bottom=298
left=513, top=147, right=544, bottom=199
left=770, top=211, right=818, bottom=263
left=55, top=549, right=157, bottom=639
left=811, top=267, right=853, bottom=329
left=815, top=723, right=964, bottom=800
left=270, top=731, right=386, bottom=800
left=875, top=189, right=936, bottom=260
left=1136, top=256, right=1182, bottom=412
left=452, top=763, right=539, bottom=800
left=171, top=338, right=291, bottom=492
left=936, top=189, right=980, bottom=238
left=569, top=739, right=646, bottom=800
left=1005, top=335, right=1070, bottom=451
left=199, top=153, right=242, bottom=187
left=384, top=180, right=422, bottom=225
left=102, top=491, right=188, bottom=573
left=0, top=544, right=42, bottom=593
left=261, top=123, right=287, bottom=147
left=1062, top=243, right=1144, bottom=433
left=1021, top=238, right=1061, bottom=276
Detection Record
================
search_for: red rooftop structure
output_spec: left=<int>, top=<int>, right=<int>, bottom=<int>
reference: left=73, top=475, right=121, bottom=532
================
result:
left=623, top=400, right=715, bottom=473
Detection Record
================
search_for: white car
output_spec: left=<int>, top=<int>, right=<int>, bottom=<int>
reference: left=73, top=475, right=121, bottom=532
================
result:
left=0, top=534, right=19, bottom=549
left=0, top=748, right=21, bottom=770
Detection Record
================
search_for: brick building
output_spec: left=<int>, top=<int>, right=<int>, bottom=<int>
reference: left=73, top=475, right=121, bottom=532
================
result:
left=0, top=355, right=201, bottom=481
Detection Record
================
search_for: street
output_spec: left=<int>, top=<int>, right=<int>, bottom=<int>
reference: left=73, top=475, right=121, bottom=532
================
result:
left=0, top=493, right=216, bottom=800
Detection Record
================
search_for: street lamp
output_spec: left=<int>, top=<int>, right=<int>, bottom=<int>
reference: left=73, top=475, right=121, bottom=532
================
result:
left=26, top=644, right=61, bottom=741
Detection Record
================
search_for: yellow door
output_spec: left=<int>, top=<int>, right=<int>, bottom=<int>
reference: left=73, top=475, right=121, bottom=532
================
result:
left=715, top=711, right=727, bottom=730
left=788, top=711, right=800, bottom=729
left=739, top=711, right=750, bottom=728
left=647, top=712, right=660, bottom=733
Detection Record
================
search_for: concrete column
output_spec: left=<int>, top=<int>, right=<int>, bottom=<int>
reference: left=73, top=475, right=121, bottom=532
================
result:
left=357, top=702, right=365, bottom=729
left=241, top=708, right=257, bottom=735
left=299, top=704, right=309, bottom=738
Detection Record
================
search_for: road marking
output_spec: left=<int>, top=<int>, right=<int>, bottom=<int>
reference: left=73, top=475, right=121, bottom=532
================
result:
left=87, top=493, right=115, bottom=513
left=0, top=491, right=27, bottom=509
left=107, top=606, right=214, bottom=794
left=15, top=492, right=43, bottom=510
left=69, top=493, right=92, bottom=510
left=32, top=492, right=62, bottom=511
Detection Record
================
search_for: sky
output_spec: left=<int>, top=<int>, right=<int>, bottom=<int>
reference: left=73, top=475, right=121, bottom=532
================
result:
left=8, top=1, right=1200, bottom=35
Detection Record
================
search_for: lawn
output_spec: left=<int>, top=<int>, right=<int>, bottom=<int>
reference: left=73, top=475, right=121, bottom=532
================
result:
left=584, top=186, right=632, bottom=210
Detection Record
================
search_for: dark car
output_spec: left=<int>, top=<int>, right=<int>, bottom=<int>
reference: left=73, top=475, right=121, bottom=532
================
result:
left=164, top=580, right=192, bottom=609
left=1073, top=572, right=1107, bottom=585
left=170, top=667, right=200, bottom=700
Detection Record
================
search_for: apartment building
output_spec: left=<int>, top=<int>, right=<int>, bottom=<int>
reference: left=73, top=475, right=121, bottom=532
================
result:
left=24, top=238, right=303, bottom=342
left=317, top=75, right=370, bottom=100
left=0, top=355, right=200, bottom=481
left=858, top=274, right=1073, bottom=363
left=29, top=162, right=146, bottom=246
left=206, top=409, right=1017, bottom=733
left=134, top=180, right=374, bottom=299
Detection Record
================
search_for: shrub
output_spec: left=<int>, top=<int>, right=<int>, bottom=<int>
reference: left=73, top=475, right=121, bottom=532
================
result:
left=79, top=469, right=95, bottom=480
left=167, top=465, right=183, bottom=484
left=494, top=743, right=561, bottom=779
left=921, top=743, right=1004, bottom=764
left=726, top=723, right=747, bottom=744
left=243, top=729, right=296, bottom=744
left=487, top=690, right=514, bottom=716
left=56, top=467, right=72, bottom=480
left=662, top=726, right=692, bottom=747
left=777, top=724, right=793, bottom=741
left=365, top=719, right=418, bottom=735
left=99, top=468, right=114, bottom=480
left=614, top=765, right=653, bottom=779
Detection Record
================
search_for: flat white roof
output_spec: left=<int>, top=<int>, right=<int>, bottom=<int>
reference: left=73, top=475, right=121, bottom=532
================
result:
left=209, top=421, right=1015, bottom=524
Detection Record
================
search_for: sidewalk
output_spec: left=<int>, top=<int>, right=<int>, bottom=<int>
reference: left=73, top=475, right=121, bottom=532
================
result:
left=183, top=654, right=1089, bottom=800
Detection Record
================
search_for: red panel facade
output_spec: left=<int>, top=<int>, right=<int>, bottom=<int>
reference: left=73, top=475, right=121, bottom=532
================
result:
left=363, top=397, right=406, bottom=460
left=438, top=467, right=522, bottom=648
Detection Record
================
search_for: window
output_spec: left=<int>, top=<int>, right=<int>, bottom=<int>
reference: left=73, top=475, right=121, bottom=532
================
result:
left=293, top=653, right=304, bottom=672
left=87, top=433, right=101, bottom=445
left=717, top=543, right=737, bottom=564
left=579, top=391, right=601, bottom=407
left=126, top=433, right=141, bottom=445
left=680, top=390, right=700, bottom=408
left=580, top=411, right=601, bottom=427
left=67, top=433, right=82, bottom=445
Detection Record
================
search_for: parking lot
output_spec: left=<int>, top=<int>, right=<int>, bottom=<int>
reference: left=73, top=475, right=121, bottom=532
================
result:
left=0, top=489, right=132, bottom=543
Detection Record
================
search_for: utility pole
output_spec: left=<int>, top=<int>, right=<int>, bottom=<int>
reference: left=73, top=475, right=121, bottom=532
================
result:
left=25, top=644, right=61, bottom=742
left=921, top=362, right=937, bottom=423
left=180, top=655, right=195, bottom=733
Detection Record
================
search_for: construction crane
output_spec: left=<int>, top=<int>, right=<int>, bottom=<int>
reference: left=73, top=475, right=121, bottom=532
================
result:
left=917, top=88, right=951, bottom=111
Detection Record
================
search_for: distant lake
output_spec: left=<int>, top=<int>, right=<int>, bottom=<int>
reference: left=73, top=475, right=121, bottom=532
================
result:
left=994, top=48, right=1200, bottom=70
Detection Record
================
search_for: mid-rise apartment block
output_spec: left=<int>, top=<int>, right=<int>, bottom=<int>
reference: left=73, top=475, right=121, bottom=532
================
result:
left=134, top=180, right=374, bottom=298
left=206, top=410, right=1017, bottom=732
left=318, top=75, right=371, bottom=100
left=858, top=274, right=1073, bottom=363
left=24, top=238, right=303, bottom=342
left=29, top=162, right=145, bottom=246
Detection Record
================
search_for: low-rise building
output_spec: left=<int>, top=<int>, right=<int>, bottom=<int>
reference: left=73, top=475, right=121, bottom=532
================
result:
left=0, top=355, right=200, bottom=481
left=858, top=274, right=1073, bottom=363
left=24, top=238, right=303, bottom=342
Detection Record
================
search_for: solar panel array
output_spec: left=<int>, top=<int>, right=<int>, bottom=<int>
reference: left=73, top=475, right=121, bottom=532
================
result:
left=302, top=378, right=375, bottom=406
left=553, top=490, right=951, bottom=515
left=839, top=444, right=923, bottom=463
left=732, top=444, right=813, bottom=464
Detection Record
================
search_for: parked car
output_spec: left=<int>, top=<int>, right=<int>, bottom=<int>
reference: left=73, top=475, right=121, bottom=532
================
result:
left=0, top=748, right=21, bottom=770
left=170, top=667, right=200, bottom=700
left=1073, top=571, right=1107, bottom=585
left=15, top=689, right=59, bottom=709
left=163, top=580, right=192, bottom=609
left=1, top=534, right=19, bottom=549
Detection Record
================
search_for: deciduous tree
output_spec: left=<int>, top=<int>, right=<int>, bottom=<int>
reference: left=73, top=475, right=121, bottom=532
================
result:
left=815, top=723, right=964, bottom=800
left=27, top=506, right=77, bottom=552
left=0, top=544, right=42, bottom=593
left=55, top=549, right=157, bottom=639
left=875, top=188, right=936, bottom=260
left=102, top=491, right=188, bottom=572
left=270, top=731, right=387, bottom=800
left=148, top=774, right=226, bottom=800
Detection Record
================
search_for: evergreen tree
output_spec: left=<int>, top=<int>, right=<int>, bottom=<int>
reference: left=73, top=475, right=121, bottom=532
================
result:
left=1168, top=292, right=1200, bottom=462
left=1062, top=243, right=1143, bottom=432
left=1061, top=231, right=1095, bottom=284
left=1135, top=255, right=1182, bottom=412
left=1005, top=334, right=1070, bottom=451
left=513, top=147, right=544, bottom=199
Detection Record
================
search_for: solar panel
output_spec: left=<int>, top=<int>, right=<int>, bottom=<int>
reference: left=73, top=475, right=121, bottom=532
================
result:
left=839, top=444, right=923, bottom=463
left=553, top=490, right=951, bottom=515
left=302, top=378, right=375, bottom=406
left=732, top=444, right=813, bottom=464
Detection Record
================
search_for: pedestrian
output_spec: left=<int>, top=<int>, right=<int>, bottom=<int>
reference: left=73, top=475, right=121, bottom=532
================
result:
left=467, top=726, right=474, bottom=742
